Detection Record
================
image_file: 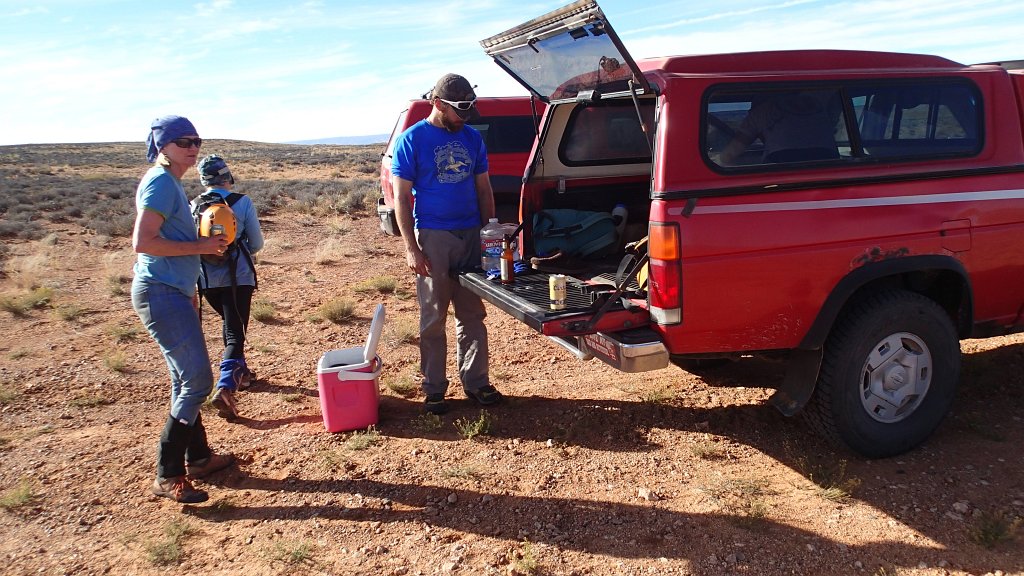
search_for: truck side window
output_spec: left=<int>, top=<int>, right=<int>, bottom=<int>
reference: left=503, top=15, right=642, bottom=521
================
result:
left=852, top=82, right=980, bottom=158
left=723, top=89, right=843, bottom=165
left=705, top=79, right=981, bottom=170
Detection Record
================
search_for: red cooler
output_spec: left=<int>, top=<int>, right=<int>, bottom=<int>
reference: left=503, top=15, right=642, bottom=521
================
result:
left=316, top=304, right=385, bottom=432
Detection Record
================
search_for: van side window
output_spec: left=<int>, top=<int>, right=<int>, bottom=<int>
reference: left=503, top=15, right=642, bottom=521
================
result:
left=560, top=99, right=655, bottom=165
left=705, top=79, right=981, bottom=170
left=469, top=115, right=538, bottom=154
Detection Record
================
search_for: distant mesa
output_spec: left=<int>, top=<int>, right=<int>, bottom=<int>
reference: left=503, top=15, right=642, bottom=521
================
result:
left=287, top=134, right=389, bottom=145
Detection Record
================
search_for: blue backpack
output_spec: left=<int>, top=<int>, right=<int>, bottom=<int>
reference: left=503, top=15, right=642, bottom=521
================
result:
left=532, top=209, right=617, bottom=259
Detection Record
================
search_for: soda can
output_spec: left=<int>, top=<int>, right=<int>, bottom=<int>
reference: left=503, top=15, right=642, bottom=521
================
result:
left=549, top=274, right=566, bottom=310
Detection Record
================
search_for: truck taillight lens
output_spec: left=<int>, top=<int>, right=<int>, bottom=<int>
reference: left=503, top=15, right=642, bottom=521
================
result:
left=649, top=223, right=680, bottom=260
left=648, top=222, right=681, bottom=325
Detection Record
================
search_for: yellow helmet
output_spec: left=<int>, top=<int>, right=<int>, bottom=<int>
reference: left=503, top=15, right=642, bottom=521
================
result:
left=198, top=204, right=237, bottom=242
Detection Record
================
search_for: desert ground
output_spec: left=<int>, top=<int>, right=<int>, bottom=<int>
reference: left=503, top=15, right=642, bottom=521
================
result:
left=0, top=141, right=1021, bottom=576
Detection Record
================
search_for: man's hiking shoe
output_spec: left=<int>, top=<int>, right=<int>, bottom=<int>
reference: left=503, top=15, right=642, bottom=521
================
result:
left=465, top=385, right=503, bottom=406
left=186, top=453, right=235, bottom=479
left=211, top=388, right=238, bottom=420
left=152, top=476, right=208, bottom=503
left=424, top=393, right=449, bottom=415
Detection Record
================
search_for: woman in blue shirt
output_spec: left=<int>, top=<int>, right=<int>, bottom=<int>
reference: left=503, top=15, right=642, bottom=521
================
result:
left=132, top=115, right=234, bottom=503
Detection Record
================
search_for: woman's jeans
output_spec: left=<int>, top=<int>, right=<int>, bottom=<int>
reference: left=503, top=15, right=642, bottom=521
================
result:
left=132, top=278, right=213, bottom=426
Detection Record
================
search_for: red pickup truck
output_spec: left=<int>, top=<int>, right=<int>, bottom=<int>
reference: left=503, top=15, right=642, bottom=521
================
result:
left=460, top=0, right=1024, bottom=457
left=376, top=96, right=544, bottom=236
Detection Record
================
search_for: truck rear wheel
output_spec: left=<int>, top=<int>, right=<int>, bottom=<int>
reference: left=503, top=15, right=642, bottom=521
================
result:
left=806, top=290, right=959, bottom=458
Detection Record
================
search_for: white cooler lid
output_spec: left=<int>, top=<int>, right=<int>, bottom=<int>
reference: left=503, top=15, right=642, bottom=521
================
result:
left=363, top=303, right=385, bottom=363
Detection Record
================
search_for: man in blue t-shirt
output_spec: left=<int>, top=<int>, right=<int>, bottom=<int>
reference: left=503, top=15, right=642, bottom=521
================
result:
left=392, top=73, right=502, bottom=415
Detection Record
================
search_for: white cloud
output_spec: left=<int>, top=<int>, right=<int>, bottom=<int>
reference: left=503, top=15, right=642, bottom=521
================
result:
left=0, top=6, right=49, bottom=18
left=194, top=0, right=233, bottom=18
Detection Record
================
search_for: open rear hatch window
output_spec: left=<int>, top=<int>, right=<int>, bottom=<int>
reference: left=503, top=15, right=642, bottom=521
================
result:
left=479, top=0, right=650, bottom=103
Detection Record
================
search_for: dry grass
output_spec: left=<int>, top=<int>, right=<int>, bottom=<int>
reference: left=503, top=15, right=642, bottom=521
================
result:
left=325, top=219, right=351, bottom=236
left=0, top=479, right=35, bottom=510
left=384, top=372, right=418, bottom=397
left=789, top=448, right=861, bottom=502
left=251, top=300, right=276, bottom=322
left=0, top=384, right=17, bottom=406
left=969, top=509, right=1020, bottom=549
left=352, top=276, right=398, bottom=294
left=255, top=237, right=288, bottom=259
left=267, top=540, right=315, bottom=566
left=344, top=427, right=381, bottom=451
left=314, top=237, right=346, bottom=265
left=6, top=254, right=49, bottom=289
left=55, top=302, right=88, bottom=322
left=319, top=298, right=356, bottom=324
left=102, top=250, right=134, bottom=295
left=0, top=287, right=54, bottom=316
left=386, top=317, right=419, bottom=345
left=105, top=323, right=140, bottom=343
left=454, top=410, right=493, bottom=440
left=69, top=393, right=114, bottom=408
left=412, top=413, right=444, bottom=432
left=103, top=349, right=130, bottom=373
left=690, top=437, right=728, bottom=460
left=144, top=519, right=198, bottom=566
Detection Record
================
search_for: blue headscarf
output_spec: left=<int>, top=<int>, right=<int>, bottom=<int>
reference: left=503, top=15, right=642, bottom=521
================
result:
left=146, top=115, right=198, bottom=163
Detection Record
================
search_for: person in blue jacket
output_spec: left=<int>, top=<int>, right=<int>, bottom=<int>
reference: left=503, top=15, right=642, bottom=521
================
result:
left=192, top=155, right=264, bottom=420
left=132, top=115, right=234, bottom=503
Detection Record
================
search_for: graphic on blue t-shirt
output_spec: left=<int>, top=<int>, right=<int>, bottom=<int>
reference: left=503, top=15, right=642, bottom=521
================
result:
left=391, top=120, right=488, bottom=230
left=434, top=142, right=472, bottom=184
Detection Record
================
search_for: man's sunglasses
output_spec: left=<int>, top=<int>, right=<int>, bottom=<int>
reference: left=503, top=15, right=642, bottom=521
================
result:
left=171, top=137, right=203, bottom=149
left=438, top=97, right=476, bottom=111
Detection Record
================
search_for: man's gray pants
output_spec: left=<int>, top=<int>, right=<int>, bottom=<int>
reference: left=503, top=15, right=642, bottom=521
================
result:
left=414, top=227, right=489, bottom=396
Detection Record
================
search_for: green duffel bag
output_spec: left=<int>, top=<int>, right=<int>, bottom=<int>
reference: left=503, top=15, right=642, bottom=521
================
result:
left=532, top=209, right=617, bottom=259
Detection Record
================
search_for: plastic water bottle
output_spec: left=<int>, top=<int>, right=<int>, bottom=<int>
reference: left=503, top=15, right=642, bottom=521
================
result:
left=612, top=203, right=629, bottom=247
left=480, top=218, right=504, bottom=271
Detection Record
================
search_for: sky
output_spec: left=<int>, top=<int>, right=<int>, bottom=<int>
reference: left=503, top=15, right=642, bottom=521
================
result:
left=0, top=0, right=1020, bottom=146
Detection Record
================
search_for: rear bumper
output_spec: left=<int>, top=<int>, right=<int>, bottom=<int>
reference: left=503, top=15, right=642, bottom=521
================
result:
left=578, top=328, right=669, bottom=372
left=376, top=197, right=400, bottom=237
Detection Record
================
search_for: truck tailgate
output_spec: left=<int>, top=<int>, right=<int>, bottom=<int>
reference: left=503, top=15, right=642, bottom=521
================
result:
left=458, top=270, right=651, bottom=337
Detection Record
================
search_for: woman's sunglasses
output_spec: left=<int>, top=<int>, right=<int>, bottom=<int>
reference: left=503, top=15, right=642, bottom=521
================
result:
left=438, top=97, right=476, bottom=111
left=171, top=137, right=203, bottom=149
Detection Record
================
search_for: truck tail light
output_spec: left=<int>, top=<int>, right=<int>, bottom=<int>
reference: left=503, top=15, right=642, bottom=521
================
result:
left=648, top=222, right=682, bottom=325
